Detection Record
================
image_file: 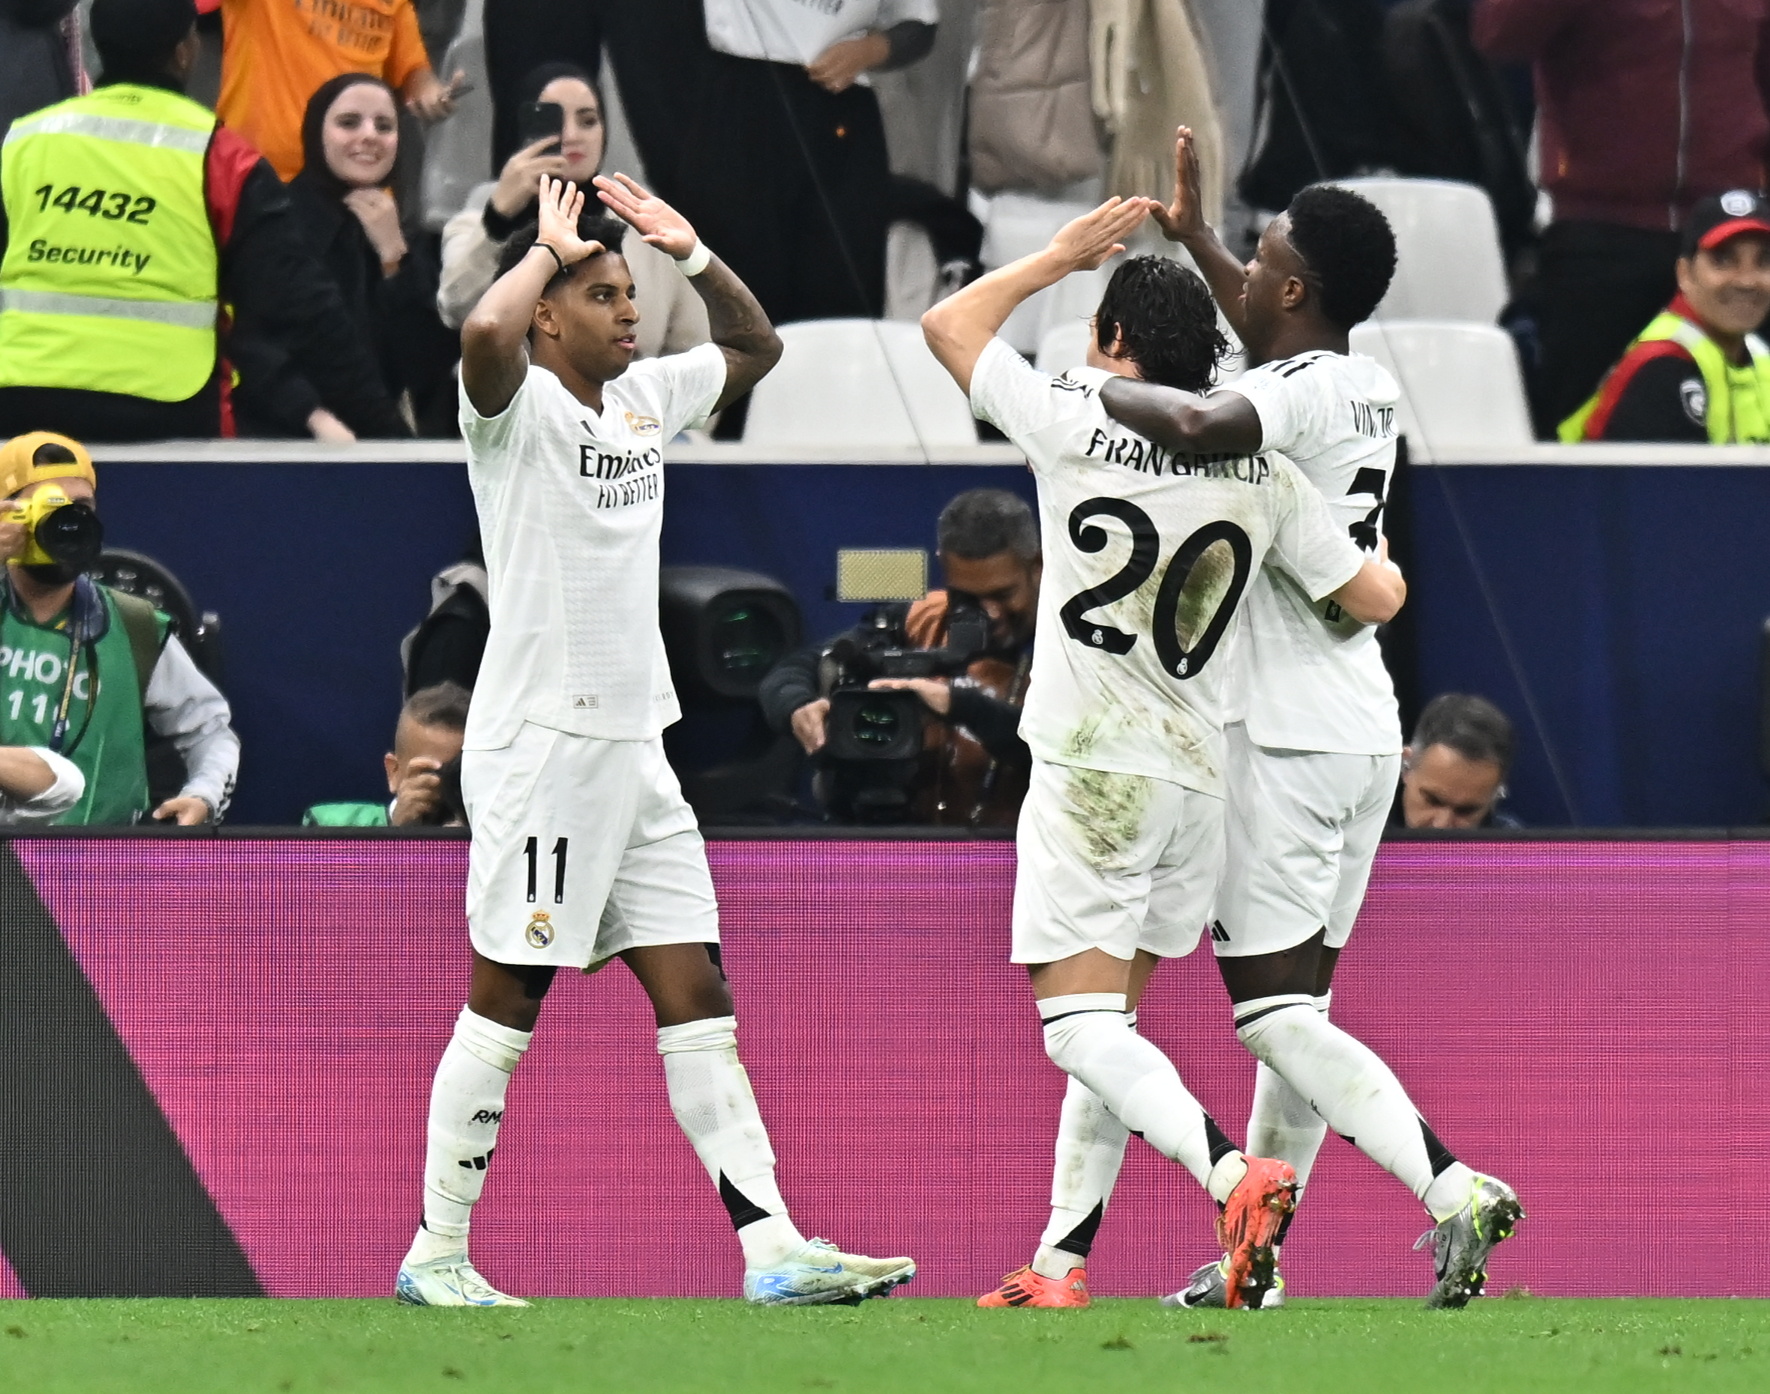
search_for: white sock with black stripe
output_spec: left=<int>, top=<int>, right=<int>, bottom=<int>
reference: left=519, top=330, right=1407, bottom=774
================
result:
left=407, top=1006, right=531, bottom=1266
left=1245, top=993, right=1334, bottom=1214
left=1234, top=994, right=1475, bottom=1221
left=658, top=1015, right=806, bottom=1270
left=1030, top=1010, right=1136, bottom=1281
left=1040, top=995, right=1245, bottom=1202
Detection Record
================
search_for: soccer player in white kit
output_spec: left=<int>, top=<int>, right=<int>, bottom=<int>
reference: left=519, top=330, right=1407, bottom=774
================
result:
left=395, top=174, right=914, bottom=1307
left=921, top=198, right=1408, bottom=1311
left=1095, top=132, right=1524, bottom=1309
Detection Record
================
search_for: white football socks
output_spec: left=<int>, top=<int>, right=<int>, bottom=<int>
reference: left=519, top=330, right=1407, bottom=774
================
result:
left=1244, top=993, right=1334, bottom=1208
left=408, top=1006, right=531, bottom=1265
left=1040, top=995, right=1245, bottom=1203
left=1234, top=994, right=1475, bottom=1221
left=658, top=1015, right=806, bottom=1270
left=1031, top=1012, right=1135, bottom=1282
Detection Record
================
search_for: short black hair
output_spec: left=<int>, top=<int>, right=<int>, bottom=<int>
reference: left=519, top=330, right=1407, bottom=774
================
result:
left=1285, top=185, right=1398, bottom=330
left=91, top=0, right=197, bottom=85
left=401, top=682, right=472, bottom=734
left=937, top=489, right=1039, bottom=562
left=1412, top=693, right=1515, bottom=775
left=33, top=442, right=79, bottom=466
left=1095, top=256, right=1229, bottom=392
left=494, top=211, right=631, bottom=295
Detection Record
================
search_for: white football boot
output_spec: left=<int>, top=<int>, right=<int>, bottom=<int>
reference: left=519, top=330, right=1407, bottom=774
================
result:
left=743, top=1238, right=916, bottom=1306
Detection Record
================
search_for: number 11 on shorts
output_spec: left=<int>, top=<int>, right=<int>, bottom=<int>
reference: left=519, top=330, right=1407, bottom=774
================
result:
left=523, top=836, right=569, bottom=904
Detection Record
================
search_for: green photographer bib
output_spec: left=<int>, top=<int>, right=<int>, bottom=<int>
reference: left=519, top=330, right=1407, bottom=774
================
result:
left=0, top=585, right=165, bottom=824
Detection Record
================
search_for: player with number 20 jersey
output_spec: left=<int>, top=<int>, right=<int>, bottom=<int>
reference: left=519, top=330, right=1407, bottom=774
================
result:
left=922, top=195, right=1407, bottom=1310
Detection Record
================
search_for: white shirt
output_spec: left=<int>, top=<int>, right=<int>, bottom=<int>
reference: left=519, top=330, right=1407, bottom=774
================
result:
left=459, top=345, right=728, bottom=749
left=704, top=0, right=937, bottom=68
left=969, top=338, right=1365, bottom=796
left=1222, top=350, right=1404, bottom=755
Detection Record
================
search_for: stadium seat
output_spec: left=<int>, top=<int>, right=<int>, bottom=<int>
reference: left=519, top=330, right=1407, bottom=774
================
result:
left=743, top=320, right=978, bottom=450
left=1348, top=321, right=1533, bottom=460
left=1331, top=178, right=1509, bottom=324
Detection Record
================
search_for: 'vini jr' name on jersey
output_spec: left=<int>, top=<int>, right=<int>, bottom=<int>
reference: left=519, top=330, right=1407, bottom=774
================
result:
left=1083, top=427, right=1274, bottom=484
left=577, top=441, right=662, bottom=509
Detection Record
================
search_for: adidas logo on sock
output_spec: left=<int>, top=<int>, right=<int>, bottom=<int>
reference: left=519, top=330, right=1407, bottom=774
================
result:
left=458, top=1148, right=495, bottom=1171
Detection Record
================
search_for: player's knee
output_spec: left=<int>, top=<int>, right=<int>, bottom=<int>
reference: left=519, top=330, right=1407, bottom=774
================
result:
left=1039, top=993, right=1130, bottom=1073
left=1232, top=993, right=1319, bottom=1061
left=467, top=962, right=556, bottom=1033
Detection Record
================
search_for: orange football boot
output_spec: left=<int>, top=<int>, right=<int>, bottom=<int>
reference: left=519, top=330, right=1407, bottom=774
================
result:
left=1216, top=1157, right=1298, bottom=1310
left=977, top=1264, right=1090, bottom=1308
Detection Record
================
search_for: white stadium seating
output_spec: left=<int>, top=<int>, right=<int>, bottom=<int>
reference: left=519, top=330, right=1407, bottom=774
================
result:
left=1332, top=177, right=1510, bottom=325
left=742, top=320, right=979, bottom=450
left=1349, top=320, right=1534, bottom=460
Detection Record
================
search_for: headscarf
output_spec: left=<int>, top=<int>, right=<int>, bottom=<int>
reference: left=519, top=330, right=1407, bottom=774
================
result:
left=494, top=61, right=602, bottom=170
left=296, top=72, right=399, bottom=200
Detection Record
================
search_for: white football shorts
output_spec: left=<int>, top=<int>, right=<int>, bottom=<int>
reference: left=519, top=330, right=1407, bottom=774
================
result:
left=462, top=723, right=718, bottom=968
left=1010, top=757, right=1222, bottom=965
left=1214, top=722, right=1401, bottom=958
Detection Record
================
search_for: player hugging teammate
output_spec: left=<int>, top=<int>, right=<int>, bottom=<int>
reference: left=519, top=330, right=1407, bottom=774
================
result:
left=396, top=173, right=913, bottom=1308
left=924, top=130, right=1522, bottom=1312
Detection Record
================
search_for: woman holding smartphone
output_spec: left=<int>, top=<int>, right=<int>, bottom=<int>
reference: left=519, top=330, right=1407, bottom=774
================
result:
left=436, top=63, right=709, bottom=359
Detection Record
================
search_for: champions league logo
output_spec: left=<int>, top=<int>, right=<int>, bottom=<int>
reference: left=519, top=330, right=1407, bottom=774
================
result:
left=524, top=912, right=554, bottom=948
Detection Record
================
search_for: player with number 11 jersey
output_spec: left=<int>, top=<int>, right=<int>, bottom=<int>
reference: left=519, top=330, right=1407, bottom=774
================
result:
left=921, top=196, right=1406, bottom=1310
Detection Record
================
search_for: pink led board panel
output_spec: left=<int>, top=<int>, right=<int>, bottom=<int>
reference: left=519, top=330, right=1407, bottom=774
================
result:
left=2, top=838, right=1765, bottom=1298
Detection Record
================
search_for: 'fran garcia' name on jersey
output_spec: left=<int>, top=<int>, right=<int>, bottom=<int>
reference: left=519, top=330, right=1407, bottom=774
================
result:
left=577, top=429, right=662, bottom=510
left=1082, top=425, right=1274, bottom=485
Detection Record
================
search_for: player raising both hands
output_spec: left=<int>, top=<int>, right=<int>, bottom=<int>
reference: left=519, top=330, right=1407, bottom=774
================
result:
left=921, top=198, right=1407, bottom=1310
left=396, top=173, right=915, bottom=1308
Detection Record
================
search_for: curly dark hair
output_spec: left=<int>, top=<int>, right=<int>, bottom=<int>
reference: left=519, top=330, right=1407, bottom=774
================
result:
left=1284, top=185, right=1398, bottom=330
left=493, top=210, right=631, bottom=292
left=1094, top=256, right=1229, bottom=392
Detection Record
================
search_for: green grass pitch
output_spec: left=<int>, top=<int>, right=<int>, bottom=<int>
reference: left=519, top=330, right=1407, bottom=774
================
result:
left=1, top=1297, right=1764, bottom=1393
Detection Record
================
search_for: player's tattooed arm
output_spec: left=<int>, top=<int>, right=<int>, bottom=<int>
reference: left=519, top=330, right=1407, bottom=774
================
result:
left=923, top=196, right=1153, bottom=393
left=1098, top=377, right=1263, bottom=455
left=1150, top=126, right=1250, bottom=340
left=593, top=172, right=782, bottom=409
left=461, top=175, right=601, bottom=416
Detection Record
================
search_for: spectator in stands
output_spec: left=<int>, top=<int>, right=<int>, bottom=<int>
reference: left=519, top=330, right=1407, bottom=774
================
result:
left=241, top=74, right=455, bottom=435
left=759, top=488, right=1038, bottom=827
left=0, top=433, right=238, bottom=824
left=1393, top=692, right=1520, bottom=830
left=1473, top=1, right=1770, bottom=436
left=0, top=0, right=410, bottom=442
left=1, top=0, right=83, bottom=138
left=436, top=63, right=708, bottom=356
left=684, top=1, right=939, bottom=330
left=303, top=682, right=468, bottom=827
left=210, top=0, right=460, bottom=184
left=1561, top=192, right=1770, bottom=443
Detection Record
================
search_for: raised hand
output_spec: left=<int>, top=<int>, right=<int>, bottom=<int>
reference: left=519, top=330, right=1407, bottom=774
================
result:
left=1152, top=126, right=1209, bottom=243
left=535, top=175, right=603, bottom=265
left=1046, top=197, right=1153, bottom=273
left=592, top=172, right=697, bottom=260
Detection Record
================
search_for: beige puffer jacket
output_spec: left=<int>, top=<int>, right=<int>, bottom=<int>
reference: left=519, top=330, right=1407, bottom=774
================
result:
left=968, top=0, right=1105, bottom=195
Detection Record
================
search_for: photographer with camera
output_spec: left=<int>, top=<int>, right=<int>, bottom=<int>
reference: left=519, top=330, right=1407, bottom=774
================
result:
left=0, top=432, right=238, bottom=825
left=759, top=488, right=1040, bottom=827
left=303, top=682, right=469, bottom=828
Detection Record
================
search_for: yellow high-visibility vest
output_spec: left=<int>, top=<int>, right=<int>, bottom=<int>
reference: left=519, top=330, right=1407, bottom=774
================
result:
left=0, top=84, right=219, bottom=402
left=1560, top=309, right=1770, bottom=444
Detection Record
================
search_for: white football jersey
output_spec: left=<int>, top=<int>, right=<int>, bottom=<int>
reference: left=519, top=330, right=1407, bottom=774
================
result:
left=969, top=338, right=1365, bottom=796
left=1222, top=349, right=1403, bottom=754
left=703, top=0, right=937, bottom=67
left=458, top=345, right=727, bottom=750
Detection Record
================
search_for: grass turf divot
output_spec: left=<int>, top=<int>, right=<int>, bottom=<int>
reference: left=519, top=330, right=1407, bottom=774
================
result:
left=0, top=1297, right=1763, bottom=1394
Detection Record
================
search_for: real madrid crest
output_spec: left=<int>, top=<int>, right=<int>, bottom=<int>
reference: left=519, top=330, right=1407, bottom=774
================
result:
left=525, top=911, right=554, bottom=948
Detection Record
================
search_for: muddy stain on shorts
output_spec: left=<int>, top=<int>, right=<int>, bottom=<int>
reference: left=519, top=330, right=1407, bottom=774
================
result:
left=1065, top=765, right=1153, bottom=868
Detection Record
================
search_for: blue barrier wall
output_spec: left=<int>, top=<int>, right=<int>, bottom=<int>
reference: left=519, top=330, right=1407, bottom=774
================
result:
left=89, top=452, right=1770, bottom=827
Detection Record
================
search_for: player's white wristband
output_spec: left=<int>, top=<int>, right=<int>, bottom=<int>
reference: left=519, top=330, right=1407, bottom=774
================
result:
left=675, top=240, right=712, bottom=277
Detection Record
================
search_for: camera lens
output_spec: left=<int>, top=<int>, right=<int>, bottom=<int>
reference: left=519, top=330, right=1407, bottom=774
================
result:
left=36, top=502, right=104, bottom=571
left=850, top=698, right=901, bottom=746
